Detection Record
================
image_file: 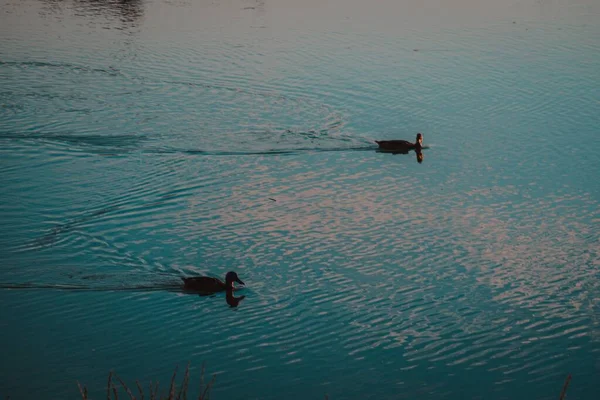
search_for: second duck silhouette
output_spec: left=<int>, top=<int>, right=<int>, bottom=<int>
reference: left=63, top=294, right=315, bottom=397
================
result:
left=182, top=271, right=245, bottom=294
left=375, top=133, right=423, bottom=154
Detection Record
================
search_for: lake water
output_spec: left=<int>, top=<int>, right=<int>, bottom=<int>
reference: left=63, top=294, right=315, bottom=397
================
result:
left=1, top=0, right=599, bottom=399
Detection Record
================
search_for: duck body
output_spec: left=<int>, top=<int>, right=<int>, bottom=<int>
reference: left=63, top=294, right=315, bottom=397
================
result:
left=375, top=133, right=423, bottom=153
left=182, top=276, right=227, bottom=292
left=182, top=271, right=244, bottom=294
left=375, top=140, right=418, bottom=152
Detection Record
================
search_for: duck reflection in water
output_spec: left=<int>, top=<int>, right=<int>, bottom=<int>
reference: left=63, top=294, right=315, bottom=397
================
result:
left=182, top=271, right=246, bottom=307
left=375, top=133, right=425, bottom=163
left=226, top=291, right=246, bottom=307
left=416, top=149, right=424, bottom=163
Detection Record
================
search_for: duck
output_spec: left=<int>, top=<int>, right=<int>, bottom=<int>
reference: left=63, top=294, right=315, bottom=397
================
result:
left=375, top=133, right=423, bottom=153
left=182, top=271, right=245, bottom=294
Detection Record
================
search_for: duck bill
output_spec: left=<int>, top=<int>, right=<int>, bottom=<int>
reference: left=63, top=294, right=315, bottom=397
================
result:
left=236, top=278, right=245, bottom=286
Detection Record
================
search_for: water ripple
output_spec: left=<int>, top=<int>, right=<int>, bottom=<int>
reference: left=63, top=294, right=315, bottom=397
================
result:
left=2, top=1, right=600, bottom=399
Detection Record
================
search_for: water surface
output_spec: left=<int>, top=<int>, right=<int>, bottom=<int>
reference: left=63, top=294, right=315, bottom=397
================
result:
left=1, top=0, right=599, bottom=399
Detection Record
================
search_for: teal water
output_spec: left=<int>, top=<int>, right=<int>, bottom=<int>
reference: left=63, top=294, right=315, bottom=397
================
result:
left=1, top=0, right=599, bottom=398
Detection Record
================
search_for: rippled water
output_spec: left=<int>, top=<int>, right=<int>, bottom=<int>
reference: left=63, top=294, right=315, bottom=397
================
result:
left=1, top=0, right=599, bottom=399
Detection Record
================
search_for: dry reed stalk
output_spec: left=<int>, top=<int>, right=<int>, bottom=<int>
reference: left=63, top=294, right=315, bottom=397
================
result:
left=168, top=366, right=179, bottom=400
left=200, top=374, right=216, bottom=400
left=149, top=381, right=159, bottom=400
left=107, top=371, right=113, bottom=400
left=115, top=374, right=137, bottom=400
left=77, top=381, right=88, bottom=400
left=136, top=380, right=145, bottom=400
left=198, top=363, right=205, bottom=399
left=79, top=364, right=213, bottom=400
left=559, top=374, right=572, bottom=400
left=176, top=362, right=191, bottom=400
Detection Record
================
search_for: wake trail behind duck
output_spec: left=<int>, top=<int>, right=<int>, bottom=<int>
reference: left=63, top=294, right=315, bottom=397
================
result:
left=148, top=145, right=378, bottom=156
left=0, top=282, right=185, bottom=292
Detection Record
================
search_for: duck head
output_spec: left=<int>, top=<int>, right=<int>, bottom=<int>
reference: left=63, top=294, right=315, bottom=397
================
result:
left=416, top=133, right=423, bottom=146
left=225, top=271, right=245, bottom=288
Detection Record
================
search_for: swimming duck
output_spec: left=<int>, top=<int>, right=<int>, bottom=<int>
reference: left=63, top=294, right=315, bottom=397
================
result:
left=182, top=271, right=245, bottom=294
left=375, top=133, right=423, bottom=153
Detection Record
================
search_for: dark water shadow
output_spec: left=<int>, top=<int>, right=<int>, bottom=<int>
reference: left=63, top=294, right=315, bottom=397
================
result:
left=39, top=0, right=145, bottom=30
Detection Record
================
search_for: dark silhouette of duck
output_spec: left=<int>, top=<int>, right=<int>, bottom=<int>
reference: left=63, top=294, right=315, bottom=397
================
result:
left=182, top=271, right=245, bottom=294
left=375, top=133, right=423, bottom=154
